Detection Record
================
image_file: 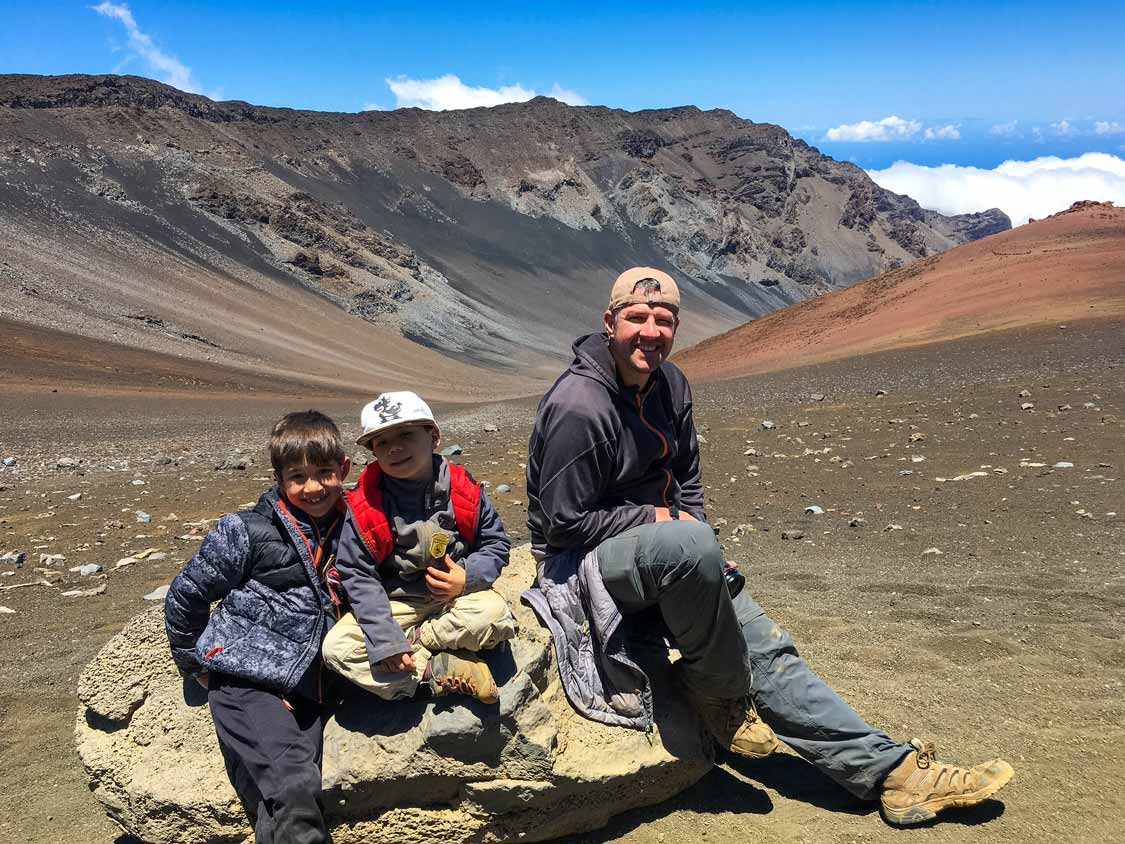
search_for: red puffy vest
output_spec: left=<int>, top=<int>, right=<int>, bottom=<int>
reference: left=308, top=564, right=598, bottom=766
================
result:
left=345, top=462, right=481, bottom=563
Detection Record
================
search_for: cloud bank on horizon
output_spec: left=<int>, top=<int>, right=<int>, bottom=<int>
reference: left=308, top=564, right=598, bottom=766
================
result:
left=92, top=1, right=200, bottom=94
left=867, top=153, right=1125, bottom=226
left=370, top=75, right=588, bottom=112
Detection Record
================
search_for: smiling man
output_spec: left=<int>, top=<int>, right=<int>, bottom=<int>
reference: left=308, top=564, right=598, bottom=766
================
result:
left=523, top=267, right=1013, bottom=826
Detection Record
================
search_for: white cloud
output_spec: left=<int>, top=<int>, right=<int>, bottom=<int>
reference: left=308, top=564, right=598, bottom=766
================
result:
left=990, top=120, right=1020, bottom=136
left=924, top=124, right=961, bottom=141
left=384, top=74, right=587, bottom=111
left=93, top=2, right=200, bottom=93
left=867, top=152, right=1125, bottom=225
left=825, top=115, right=922, bottom=142
left=1095, top=120, right=1124, bottom=135
left=1050, top=119, right=1074, bottom=135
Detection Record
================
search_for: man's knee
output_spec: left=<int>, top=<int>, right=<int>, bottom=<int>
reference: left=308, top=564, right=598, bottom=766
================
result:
left=652, top=519, right=724, bottom=585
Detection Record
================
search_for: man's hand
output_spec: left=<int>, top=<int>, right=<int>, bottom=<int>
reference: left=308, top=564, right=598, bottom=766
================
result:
left=426, top=555, right=466, bottom=602
left=380, top=651, right=415, bottom=673
left=654, top=507, right=697, bottom=522
left=194, top=671, right=210, bottom=690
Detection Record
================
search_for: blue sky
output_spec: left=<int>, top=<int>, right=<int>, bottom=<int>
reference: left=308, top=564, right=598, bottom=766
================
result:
left=3, top=1, right=1124, bottom=221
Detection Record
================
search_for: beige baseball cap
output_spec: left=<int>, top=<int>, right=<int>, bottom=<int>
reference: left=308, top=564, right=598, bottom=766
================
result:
left=608, top=267, right=680, bottom=313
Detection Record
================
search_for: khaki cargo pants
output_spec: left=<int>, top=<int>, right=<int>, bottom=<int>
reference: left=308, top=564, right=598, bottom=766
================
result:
left=322, top=589, right=516, bottom=700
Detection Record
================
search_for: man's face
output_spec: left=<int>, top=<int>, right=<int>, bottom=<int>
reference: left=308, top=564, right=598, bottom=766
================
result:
left=367, top=423, right=438, bottom=481
left=604, top=302, right=678, bottom=387
left=278, top=458, right=350, bottom=520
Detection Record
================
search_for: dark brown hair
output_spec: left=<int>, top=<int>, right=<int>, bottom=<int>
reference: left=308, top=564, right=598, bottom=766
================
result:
left=269, top=410, right=346, bottom=475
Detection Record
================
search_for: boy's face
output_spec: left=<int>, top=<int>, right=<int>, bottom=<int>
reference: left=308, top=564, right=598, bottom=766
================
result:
left=277, top=458, right=350, bottom=519
left=368, top=423, right=438, bottom=481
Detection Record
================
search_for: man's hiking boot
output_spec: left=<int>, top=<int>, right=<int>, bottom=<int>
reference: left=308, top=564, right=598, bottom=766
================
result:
left=675, top=666, right=778, bottom=760
left=880, top=738, right=1014, bottom=826
left=425, top=651, right=499, bottom=704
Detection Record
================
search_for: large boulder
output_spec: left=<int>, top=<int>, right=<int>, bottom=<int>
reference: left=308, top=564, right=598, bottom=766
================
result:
left=76, top=545, right=713, bottom=843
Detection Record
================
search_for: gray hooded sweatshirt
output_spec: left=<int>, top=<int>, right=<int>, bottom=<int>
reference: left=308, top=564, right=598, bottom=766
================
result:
left=522, top=332, right=705, bottom=729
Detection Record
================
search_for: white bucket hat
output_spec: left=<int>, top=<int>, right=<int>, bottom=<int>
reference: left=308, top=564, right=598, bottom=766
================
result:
left=356, top=391, right=438, bottom=446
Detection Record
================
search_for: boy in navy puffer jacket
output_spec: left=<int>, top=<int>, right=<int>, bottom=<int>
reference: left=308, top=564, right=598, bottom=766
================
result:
left=165, top=410, right=350, bottom=844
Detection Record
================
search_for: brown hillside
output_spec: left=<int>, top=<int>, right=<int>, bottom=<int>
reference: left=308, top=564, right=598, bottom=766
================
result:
left=677, top=201, right=1125, bottom=380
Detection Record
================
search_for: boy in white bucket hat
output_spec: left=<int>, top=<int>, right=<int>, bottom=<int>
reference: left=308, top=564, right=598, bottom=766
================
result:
left=323, top=391, right=516, bottom=704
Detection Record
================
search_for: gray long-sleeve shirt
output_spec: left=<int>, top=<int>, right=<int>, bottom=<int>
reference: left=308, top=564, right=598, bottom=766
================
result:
left=336, top=455, right=511, bottom=666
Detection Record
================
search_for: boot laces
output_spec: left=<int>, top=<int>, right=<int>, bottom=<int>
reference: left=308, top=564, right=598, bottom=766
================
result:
left=912, top=738, right=937, bottom=769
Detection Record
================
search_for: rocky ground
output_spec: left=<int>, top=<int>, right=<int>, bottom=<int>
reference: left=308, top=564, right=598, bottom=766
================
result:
left=1, top=321, right=1122, bottom=844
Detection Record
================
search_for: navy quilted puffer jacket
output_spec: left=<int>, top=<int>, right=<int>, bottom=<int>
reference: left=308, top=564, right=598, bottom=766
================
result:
left=164, top=487, right=339, bottom=694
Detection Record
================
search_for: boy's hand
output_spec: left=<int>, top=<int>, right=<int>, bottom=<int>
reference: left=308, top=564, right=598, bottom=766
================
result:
left=380, top=651, right=415, bottom=673
left=426, top=555, right=466, bottom=602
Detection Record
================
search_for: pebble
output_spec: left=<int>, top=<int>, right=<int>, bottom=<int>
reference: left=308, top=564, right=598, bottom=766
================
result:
left=1053, top=461, right=1074, bottom=469
left=215, top=455, right=249, bottom=471
left=810, top=393, right=826, bottom=402
left=440, top=445, right=464, bottom=457
left=898, top=469, right=913, bottom=476
left=0, top=551, right=26, bottom=566
left=144, top=585, right=171, bottom=601
left=884, top=524, right=904, bottom=531
left=39, top=553, right=66, bottom=566
left=922, top=547, right=943, bottom=556
left=760, top=421, right=776, bottom=430
left=61, top=584, right=106, bottom=598
left=1, top=457, right=15, bottom=467
left=67, top=492, right=82, bottom=501
left=781, top=530, right=805, bottom=540
left=78, top=563, right=104, bottom=576
left=1021, top=402, right=1034, bottom=411
left=804, top=505, right=825, bottom=515
left=135, top=511, right=152, bottom=523
left=875, top=389, right=888, bottom=396
left=56, top=457, right=80, bottom=469
left=743, top=447, right=761, bottom=457
left=496, top=484, right=512, bottom=494
left=849, top=518, right=867, bottom=528
left=0, top=606, right=14, bottom=614
left=1018, top=389, right=1031, bottom=398
left=483, top=424, right=499, bottom=433
left=130, top=479, right=146, bottom=486
left=909, top=433, right=926, bottom=443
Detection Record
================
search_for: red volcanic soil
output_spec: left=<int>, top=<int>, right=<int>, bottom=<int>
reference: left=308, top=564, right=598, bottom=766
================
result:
left=677, top=202, right=1125, bottom=381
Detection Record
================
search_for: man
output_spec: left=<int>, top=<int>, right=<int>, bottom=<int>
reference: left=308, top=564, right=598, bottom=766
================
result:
left=523, top=266, right=1014, bottom=826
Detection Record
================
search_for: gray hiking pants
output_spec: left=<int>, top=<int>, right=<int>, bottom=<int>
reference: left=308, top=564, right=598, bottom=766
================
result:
left=597, top=520, right=913, bottom=800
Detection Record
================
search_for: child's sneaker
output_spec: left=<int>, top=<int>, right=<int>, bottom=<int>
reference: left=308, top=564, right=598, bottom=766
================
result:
left=425, top=651, right=499, bottom=704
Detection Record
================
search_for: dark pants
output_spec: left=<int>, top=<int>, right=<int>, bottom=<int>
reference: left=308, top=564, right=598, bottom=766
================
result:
left=597, top=520, right=912, bottom=800
left=208, top=674, right=332, bottom=844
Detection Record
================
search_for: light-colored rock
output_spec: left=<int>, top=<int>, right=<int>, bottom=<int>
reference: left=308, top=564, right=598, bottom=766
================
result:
left=76, top=545, right=712, bottom=844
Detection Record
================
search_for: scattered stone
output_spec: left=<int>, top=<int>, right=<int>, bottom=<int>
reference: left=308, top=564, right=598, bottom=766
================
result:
left=781, top=529, right=805, bottom=540
left=908, top=433, right=926, bottom=443
left=134, top=511, right=152, bottom=524
left=1021, top=402, right=1035, bottom=411
left=922, top=547, right=944, bottom=556
left=804, top=505, right=824, bottom=515
left=810, top=393, right=826, bottom=402
left=910, top=455, right=926, bottom=463
left=130, top=479, right=146, bottom=486
left=143, top=585, right=170, bottom=602
left=56, top=457, right=80, bottom=470
left=62, top=584, right=106, bottom=598
left=483, top=424, right=499, bottom=433
left=1018, top=389, right=1031, bottom=398
left=1053, top=461, right=1074, bottom=469
left=760, top=421, right=776, bottom=430
left=898, top=470, right=913, bottom=476
left=1058, top=404, right=1072, bottom=411
left=0, top=606, right=14, bottom=614
left=440, top=445, right=464, bottom=457
left=496, top=484, right=512, bottom=494
left=743, top=447, right=761, bottom=457
left=849, top=518, right=867, bottom=528
left=67, top=492, right=83, bottom=501
left=0, top=551, right=26, bottom=567
left=884, top=524, right=904, bottom=531
left=78, top=564, right=104, bottom=577
left=39, top=553, right=66, bottom=567
left=875, top=389, right=888, bottom=396
left=215, top=454, right=249, bottom=471
left=2, top=457, right=15, bottom=467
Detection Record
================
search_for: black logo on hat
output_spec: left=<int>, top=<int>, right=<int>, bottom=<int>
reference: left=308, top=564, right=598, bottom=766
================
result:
left=370, top=396, right=403, bottom=423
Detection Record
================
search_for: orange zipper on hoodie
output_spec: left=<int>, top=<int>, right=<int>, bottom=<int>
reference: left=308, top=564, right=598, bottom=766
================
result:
left=635, top=384, right=673, bottom=506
